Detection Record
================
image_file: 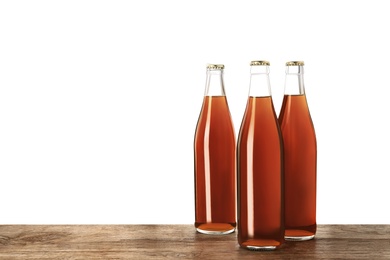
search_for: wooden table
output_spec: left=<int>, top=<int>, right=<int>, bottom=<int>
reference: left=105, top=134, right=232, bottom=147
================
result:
left=1, top=225, right=389, bottom=259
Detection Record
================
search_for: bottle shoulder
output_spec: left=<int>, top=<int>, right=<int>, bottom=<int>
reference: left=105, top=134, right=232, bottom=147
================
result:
left=279, top=95, right=313, bottom=120
left=238, top=97, right=281, bottom=140
left=195, top=96, right=235, bottom=136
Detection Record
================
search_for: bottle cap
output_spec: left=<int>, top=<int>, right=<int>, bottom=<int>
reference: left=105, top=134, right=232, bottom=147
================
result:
left=207, top=64, right=224, bottom=69
left=286, top=61, right=304, bottom=66
left=250, top=60, right=270, bottom=66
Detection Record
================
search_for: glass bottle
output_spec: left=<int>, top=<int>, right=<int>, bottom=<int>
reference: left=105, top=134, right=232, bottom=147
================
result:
left=278, top=61, right=317, bottom=241
left=194, top=64, right=236, bottom=234
left=237, top=61, right=284, bottom=250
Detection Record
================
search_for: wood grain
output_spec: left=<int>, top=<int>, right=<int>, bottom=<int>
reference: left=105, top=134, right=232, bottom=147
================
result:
left=1, top=225, right=389, bottom=259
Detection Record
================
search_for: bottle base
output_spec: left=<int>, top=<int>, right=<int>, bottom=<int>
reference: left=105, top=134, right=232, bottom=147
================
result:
left=246, top=245, right=277, bottom=251
left=195, top=223, right=235, bottom=235
left=285, top=235, right=315, bottom=241
left=240, top=239, right=282, bottom=251
left=285, top=229, right=315, bottom=241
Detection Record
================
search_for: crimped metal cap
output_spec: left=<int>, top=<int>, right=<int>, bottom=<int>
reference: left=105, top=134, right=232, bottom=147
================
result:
left=250, top=60, right=270, bottom=66
left=207, top=64, right=224, bottom=69
left=286, top=61, right=304, bottom=66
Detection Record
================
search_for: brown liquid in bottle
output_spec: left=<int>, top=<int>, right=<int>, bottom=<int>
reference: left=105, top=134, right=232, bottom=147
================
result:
left=194, top=96, right=236, bottom=234
left=237, top=96, right=284, bottom=248
left=278, top=94, right=316, bottom=239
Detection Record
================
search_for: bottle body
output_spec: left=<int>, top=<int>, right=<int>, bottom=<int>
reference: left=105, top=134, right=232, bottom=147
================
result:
left=278, top=61, right=317, bottom=241
left=237, top=61, right=284, bottom=250
left=194, top=65, right=236, bottom=234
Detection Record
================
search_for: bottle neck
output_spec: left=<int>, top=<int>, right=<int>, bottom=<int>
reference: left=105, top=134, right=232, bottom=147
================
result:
left=204, top=69, right=225, bottom=96
left=248, top=65, right=271, bottom=97
left=284, top=65, right=305, bottom=95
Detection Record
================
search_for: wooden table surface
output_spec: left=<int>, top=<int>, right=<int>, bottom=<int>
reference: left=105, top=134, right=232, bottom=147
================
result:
left=1, top=225, right=389, bottom=259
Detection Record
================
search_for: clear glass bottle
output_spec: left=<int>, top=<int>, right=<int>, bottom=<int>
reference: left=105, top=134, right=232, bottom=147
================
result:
left=278, top=61, right=317, bottom=241
left=237, top=61, right=284, bottom=250
left=194, top=64, right=236, bottom=234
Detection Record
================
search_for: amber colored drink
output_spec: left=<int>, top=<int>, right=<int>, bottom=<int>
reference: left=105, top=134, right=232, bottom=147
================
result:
left=194, top=96, right=236, bottom=234
left=278, top=94, right=317, bottom=239
left=237, top=96, right=284, bottom=249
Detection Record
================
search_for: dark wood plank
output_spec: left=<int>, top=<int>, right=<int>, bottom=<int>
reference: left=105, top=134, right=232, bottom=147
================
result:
left=1, top=225, right=389, bottom=259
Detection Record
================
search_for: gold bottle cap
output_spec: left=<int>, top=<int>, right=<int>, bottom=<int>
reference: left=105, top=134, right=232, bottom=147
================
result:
left=250, top=60, right=270, bottom=66
left=286, top=61, right=304, bottom=66
left=207, top=64, right=224, bottom=69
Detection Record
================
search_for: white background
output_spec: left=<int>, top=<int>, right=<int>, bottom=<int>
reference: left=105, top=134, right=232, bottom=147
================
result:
left=1, top=0, right=389, bottom=224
